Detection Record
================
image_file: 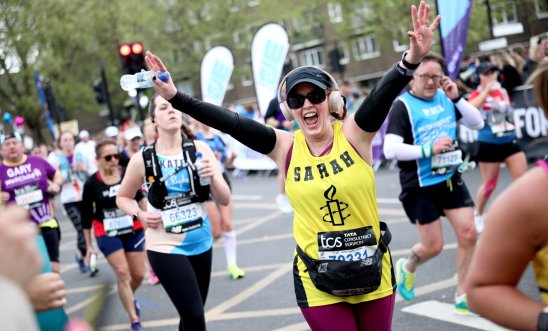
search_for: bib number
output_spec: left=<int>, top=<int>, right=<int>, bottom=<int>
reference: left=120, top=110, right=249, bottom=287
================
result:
left=317, top=227, right=377, bottom=262
left=15, top=185, right=44, bottom=209
left=161, top=198, right=203, bottom=234
left=103, top=208, right=133, bottom=236
left=431, top=150, right=462, bottom=175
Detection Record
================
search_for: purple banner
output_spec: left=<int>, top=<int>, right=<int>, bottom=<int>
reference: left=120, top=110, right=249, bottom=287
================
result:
left=437, top=0, right=472, bottom=79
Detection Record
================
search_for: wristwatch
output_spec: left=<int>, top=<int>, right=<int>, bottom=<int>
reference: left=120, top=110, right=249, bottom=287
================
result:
left=401, top=51, right=421, bottom=70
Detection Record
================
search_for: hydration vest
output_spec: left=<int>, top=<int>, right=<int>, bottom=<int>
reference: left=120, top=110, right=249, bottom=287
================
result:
left=142, top=139, right=210, bottom=209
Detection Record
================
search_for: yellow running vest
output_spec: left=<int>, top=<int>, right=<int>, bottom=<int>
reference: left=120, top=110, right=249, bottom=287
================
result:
left=286, top=121, right=395, bottom=307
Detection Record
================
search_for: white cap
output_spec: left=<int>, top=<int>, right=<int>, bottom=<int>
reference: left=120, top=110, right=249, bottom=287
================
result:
left=104, top=126, right=119, bottom=138
left=78, top=130, right=90, bottom=139
left=124, top=127, right=143, bottom=141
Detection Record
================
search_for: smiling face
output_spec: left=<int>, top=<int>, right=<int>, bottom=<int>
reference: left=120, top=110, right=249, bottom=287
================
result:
left=288, top=82, right=331, bottom=138
left=410, top=60, right=443, bottom=100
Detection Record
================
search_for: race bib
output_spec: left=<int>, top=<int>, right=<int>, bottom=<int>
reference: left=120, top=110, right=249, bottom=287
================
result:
left=317, top=227, right=377, bottom=261
left=14, top=185, right=44, bottom=208
left=431, top=149, right=462, bottom=175
left=161, top=196, right=203, bottom=234
left=103, top=208, right=133, bottom=236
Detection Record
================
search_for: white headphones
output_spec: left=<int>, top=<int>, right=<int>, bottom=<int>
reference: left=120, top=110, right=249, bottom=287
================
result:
left=277, top=67, right=344, bottom=121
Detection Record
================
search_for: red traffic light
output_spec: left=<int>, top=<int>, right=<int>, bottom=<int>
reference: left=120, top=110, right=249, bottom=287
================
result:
left=119, top=44, right=131, bottom=57
left=131, top=42, right=144, bottom=55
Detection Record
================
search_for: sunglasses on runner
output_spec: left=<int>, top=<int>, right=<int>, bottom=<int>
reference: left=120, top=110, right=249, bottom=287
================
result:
left=103, top=154, right=120, bottom=162
left=286, top=88, right=327, bottom=109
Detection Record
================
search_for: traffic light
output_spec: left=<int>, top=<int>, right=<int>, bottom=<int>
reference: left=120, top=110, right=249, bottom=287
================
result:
left=93, top=80, right=107, bottom=104
left=119, top=42, right=146, bottom=75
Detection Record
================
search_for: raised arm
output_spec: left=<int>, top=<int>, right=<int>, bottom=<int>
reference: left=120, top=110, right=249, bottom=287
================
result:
left=144, top=52, right=278, bottom=157
left=349, top=1, right=440, bottom=134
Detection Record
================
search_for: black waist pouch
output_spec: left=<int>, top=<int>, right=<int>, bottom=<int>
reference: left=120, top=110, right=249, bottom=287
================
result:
left=296, top=222, right=391, bottom=297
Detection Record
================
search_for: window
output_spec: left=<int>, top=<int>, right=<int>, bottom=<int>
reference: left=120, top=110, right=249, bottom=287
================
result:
left=299, top=47, right=324, bottom=67
left=328, top=2, right=343, bottom=23
left=491, top=0, right=517, bottom=25
left=351, top=34, right=380, bottom=61
left=535, top=0, right=548, bottom=18
left=349, top=3, right=372, bottom=27
left=392, top=28, right=408, bottom=52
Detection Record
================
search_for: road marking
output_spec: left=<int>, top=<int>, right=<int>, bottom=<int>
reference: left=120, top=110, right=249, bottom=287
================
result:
left=212, top=262, right=287, bottom=278
left=206, top=263, right=293, bottom=317
left=377, top=198, right=401, bottom=204
left=402, top=300, right=511, bottom=331
left=66, top=285, right=117, bottom=314
left=272, top=322, right=310, bottom=331
left=233, top=202, right=278, bottom=210
left=65, top=284, right=103, bottom=295
left=232, top=194, right=263, bottom=201
left=397, top=274, right=458, bottom=303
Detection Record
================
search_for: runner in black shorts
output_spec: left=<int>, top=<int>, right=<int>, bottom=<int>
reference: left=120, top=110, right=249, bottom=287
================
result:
left=384, top=53, right=484, bottom=314
left=467, top=61, right=527, bottom=232
left=0, top=132, right=64, bottom=273
left=82, top=140, right=147, bottom=331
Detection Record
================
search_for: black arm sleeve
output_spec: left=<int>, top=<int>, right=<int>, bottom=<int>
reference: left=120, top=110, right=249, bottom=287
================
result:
left=354, top=64, right=413, bottom=132
left=168, top=92, right=277, bottom=155
left=81, top=177, right=94, bottom=230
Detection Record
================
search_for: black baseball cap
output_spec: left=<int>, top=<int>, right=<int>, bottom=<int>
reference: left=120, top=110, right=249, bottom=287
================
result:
left=476, top=61, right=499, bottom=75
left=0, top=132, right=22, bottom=145
left=285, top=67, right=333, bottom=96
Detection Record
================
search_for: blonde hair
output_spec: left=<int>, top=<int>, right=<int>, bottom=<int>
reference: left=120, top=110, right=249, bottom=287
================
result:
left=526, top=62, right=548, bottom=115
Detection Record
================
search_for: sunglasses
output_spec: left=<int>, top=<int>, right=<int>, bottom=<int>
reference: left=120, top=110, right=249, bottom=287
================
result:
left=286, top=88, right=327, bottom=110
left=103, top=154, right=120, bottom=162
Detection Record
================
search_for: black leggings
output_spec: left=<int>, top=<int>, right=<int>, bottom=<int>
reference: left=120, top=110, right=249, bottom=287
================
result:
left=63, top=201, right=87, bottom=257
left=147, top=249, right=212, bottom=331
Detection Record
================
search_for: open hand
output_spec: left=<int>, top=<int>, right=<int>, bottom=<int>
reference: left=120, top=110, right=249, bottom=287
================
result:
left=406, top=1, right=441, bottom=64
left=145, top=51, right=178, bottom=100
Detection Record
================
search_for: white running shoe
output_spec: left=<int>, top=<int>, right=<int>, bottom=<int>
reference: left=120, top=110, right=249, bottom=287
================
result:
left=474, top=213, right=484, bottom=234
left=276, top=194, right=293, bottom=214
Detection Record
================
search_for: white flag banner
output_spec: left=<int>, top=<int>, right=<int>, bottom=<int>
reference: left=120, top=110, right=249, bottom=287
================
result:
left=200, top=46, right=234, bottom=106
left=251, top=23, right=290, bottom=117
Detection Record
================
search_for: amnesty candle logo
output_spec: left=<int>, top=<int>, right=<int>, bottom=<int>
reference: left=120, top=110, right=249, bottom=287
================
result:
left=320, top=185, right=350, bottom=226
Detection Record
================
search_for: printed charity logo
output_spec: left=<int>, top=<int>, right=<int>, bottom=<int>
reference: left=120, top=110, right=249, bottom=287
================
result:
left=320, top=185, right=350, bottom=226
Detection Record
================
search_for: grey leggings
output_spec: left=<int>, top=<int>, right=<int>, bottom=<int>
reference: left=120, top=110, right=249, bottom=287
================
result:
left=63, top=201, right=87, bottom=257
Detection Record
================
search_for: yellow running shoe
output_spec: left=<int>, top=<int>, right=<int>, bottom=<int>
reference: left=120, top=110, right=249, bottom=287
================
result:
left=227, top=264, right=246, bottom=280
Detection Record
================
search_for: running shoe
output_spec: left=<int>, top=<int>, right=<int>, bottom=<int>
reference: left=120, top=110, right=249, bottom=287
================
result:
left=130, top=320, right=143, bottom=331
left=134, top=299, right=141, bottom=319
left=474, top=213, right=484, bottom=234
left=227, top=264, right=246, bottom=280
left=89, top=267, right=99, bottom=277
left=454, top=293, right=479, bottom=316
left=147, top=270, right=160, bottom=285
left=276, top=194, right=293, bottom=214
left=75, top=254, right=88, bottom=274
left=396, top=258, right=416, bottom=300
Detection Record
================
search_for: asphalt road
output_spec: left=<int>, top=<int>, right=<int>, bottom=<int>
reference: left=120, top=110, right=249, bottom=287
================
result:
left=58, top=165, right=538, bottom=331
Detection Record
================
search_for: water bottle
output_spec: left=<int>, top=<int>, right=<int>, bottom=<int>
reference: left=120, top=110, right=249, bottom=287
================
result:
left=89, top=253, right=98, bottom=276
left=195, top=152, right=211, bottom=186
left=120, top=71, right=170, bottom=91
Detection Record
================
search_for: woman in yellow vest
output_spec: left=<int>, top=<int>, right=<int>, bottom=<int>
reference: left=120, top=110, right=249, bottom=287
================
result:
left=466, top=62, right=548, bottom=331
left=145, top=2, right=438, bottom=329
